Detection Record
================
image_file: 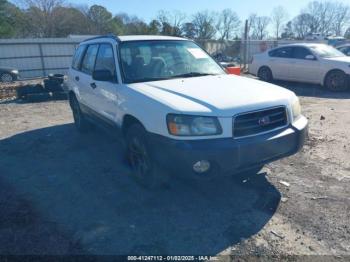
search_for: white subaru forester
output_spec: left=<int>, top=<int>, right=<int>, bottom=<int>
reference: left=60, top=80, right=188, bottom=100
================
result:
left=67, top=35, right=308, bottom=187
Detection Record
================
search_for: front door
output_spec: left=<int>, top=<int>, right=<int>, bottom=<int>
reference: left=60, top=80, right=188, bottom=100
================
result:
left=289, top=46, right=321, bottom=83
left=91, top=43, right=119, bottom=122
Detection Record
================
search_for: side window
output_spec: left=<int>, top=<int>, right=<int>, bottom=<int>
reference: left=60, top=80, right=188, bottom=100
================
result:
left=292, top=47, right=312, bottom=59
left=269, top=47, right=293, bottom=58
left=341, top=47, right=350, bottom=55
left=72, top=45, right=86, bottom=70
left=81, top=44, right=99, bottom=75
left=346, top=47, right=350, bottom=55
left=94, top=44, right=116, bottom=79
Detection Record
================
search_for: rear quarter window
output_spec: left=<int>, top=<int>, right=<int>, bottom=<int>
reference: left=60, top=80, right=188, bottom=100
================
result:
left=72, top=45, right=86, bottom=70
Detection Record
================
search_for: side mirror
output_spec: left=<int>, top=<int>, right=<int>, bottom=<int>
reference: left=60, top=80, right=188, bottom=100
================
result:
left=220, top=62, right=236, bottom=68
left=305, top=55, right=316, bottom=60
left=92, top=70, right=114, bottom=82
left=220, top=62, right=229, bottom=68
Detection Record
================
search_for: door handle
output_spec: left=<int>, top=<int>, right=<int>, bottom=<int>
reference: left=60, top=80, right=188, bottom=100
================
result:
left=90, top=82, right=97, bottom=89
left=75, top=76, right=79, bottom=81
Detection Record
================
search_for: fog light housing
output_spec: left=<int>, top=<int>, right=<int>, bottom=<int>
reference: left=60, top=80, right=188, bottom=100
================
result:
left=193, top=160, right=211, bottom=173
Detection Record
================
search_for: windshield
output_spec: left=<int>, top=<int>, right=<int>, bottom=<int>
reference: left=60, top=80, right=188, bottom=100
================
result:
left=119, top=40, right=225, bottom=83
left=310, top=45, right=345, bottom=58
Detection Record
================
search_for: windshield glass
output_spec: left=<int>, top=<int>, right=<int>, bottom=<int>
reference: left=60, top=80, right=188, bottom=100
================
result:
left=310, top=45, right=345, bottom=58
left=119, top=40, right=225, bottom=83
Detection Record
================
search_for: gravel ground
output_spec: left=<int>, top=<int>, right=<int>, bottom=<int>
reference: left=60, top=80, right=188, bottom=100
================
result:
left=0, top=80, right=349, bottom=259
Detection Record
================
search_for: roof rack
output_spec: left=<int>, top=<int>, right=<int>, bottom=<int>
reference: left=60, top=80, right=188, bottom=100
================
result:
left=82, top=34, right=121, bottom=43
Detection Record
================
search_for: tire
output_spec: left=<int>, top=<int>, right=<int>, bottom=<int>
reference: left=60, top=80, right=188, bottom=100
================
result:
left=70, top=95, right=90, bottom=133
left=25, top=92, right=51, bottom=103
left=0, top=73, right=14, bottom=83
left=325, top=70, right=349, bottom=92
left=258, top=66, right=273, bottom=82
left=17, top=84, right=45, bottom=99
left=48, top=74, right=65, bottom=84
left=44, top=79, right=64, bottom=92
left=126, top=123, right=163, bottom=189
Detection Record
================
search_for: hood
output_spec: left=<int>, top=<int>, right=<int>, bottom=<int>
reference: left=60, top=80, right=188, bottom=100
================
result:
left=129, top=75, right=295, bottom=117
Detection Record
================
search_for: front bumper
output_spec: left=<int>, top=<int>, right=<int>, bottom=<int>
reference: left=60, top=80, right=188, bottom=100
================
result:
left=148, top=116, right=308, bottom=177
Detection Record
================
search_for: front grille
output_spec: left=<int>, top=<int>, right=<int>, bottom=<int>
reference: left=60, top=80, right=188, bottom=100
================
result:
left=233, top=106, right=288, bottom=138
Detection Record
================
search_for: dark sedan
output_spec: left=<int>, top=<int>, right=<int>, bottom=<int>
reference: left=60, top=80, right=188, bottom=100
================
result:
left=0, top=67, right=19, bottom=83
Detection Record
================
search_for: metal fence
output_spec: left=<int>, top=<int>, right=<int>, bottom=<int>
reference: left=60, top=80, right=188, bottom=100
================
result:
left=0, top=38, right=88, bottom=79
left=1, top=37, right=349, bottom=80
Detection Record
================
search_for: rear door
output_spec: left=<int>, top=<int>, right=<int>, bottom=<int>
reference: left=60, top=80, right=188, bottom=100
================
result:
left=268, top=47, right=294, bottom=80
left=79, top=44, right=99, bottom=111
left=289, top=46, right=321, bottom=83
left=91, top=43, right=119, bottom=122
left=69, top=44, right=87, bottom=99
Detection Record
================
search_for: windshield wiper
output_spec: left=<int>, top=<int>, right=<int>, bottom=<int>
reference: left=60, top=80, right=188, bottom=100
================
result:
left=170, top=72, right=218, bottom=79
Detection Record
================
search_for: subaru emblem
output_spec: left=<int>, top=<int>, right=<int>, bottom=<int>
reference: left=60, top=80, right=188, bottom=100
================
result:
left=258, top=116, right=271, bottom=126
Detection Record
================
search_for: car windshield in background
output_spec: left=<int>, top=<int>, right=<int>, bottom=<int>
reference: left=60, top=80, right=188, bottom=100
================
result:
left=119, top=40, right=225, bottom=84
left=310, top=45, right=345, bottom=58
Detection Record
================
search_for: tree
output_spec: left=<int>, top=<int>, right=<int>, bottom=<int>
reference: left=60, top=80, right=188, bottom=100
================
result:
left=192, top=10, right=217, bottom=39
left=0, top=0, right=23, bottom=37
left=182, top=22, right=197, bottom=39
left=332, top=2, right=350, bottom=36
left=271, top=6, right=288, bottom=39
left=157, top=10, right=186, bottom=36
left=301, top=1, right=349, bottom=36
left=148, top=19, right=161, bottom=35
left=250, top=15, right=270, bottom=40
left=281, top=21, right=294, bottom=39
left=215, top=9, right=240, bottom=40
left=51, top=6, right=90, bottom=37
left=22, top=0, right=64, bottom=37
left=87, top=5, right=112, bottom=34
left=292, top=13, right=314, bottom=39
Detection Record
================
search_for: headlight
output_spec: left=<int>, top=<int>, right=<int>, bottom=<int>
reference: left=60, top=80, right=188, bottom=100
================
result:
left=167, top=114, right=222, bottom=136
left=291, top=97, right=301, bottom=121
left=11, top=70, right=19, bottom=74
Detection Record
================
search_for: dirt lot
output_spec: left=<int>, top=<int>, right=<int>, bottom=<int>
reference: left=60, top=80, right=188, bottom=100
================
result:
left=0, top=80, right=349, bottom=259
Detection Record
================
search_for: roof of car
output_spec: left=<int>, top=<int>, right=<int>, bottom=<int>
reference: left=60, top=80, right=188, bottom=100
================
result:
left=82, top=35, right=188, bottom=43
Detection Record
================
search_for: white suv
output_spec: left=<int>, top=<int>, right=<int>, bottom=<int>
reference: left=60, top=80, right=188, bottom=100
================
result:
left=67, top=35, right=308, bottom=187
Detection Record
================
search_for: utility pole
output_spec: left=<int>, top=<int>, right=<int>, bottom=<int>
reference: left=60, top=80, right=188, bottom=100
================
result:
left=243, top=19, right=248, bottom=71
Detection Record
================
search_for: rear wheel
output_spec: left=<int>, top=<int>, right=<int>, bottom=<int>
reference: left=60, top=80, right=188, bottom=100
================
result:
left=70, top=95, right=90, bottom=133
left=258, top=66, right=273, bottom=82
left=325, top=70, right=348, bottom=92
left=126, top=123, right=163, bottom=189
left=0, top=73, right=14, bottom=83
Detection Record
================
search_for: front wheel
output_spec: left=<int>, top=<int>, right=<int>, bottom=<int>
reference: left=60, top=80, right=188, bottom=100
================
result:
left=126, top=124, right=163, bottom=189
left=325, top=70, right=349, bottom=92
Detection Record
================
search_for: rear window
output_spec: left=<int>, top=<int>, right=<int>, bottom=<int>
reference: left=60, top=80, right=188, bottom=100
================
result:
left=72, top=45, right=86, bottom=70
